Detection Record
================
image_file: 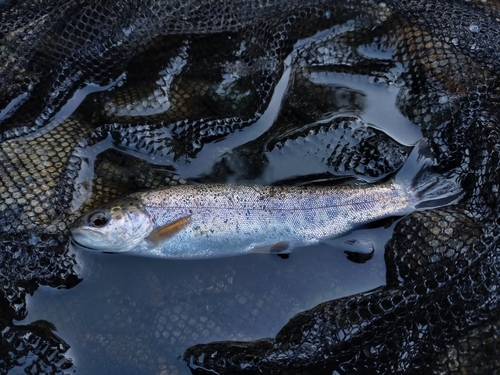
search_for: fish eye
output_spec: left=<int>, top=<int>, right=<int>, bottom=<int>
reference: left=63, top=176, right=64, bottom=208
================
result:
left=88, top=212, right=109, bottom=228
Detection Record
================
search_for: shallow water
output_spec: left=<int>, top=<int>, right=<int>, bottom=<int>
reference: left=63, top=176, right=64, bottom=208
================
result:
left=21, top=227, right=390, bottom=374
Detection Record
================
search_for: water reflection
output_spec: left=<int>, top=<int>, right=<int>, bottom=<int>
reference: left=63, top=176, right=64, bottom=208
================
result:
left=23, top=226, right=389, bottom=374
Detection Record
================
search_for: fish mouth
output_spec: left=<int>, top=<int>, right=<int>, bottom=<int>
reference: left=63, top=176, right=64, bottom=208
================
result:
left=70, top=227, right=132, bottom=252
left=70, top=237, right=118, bottom=254
left=69, top=229, right=94, bottom=248
left=70, top=227, right=107, bottom=251
left=70, top=236, right=119, bottom=255
left=70, top=237, right=97, bottom=250
left=70, top=233, right=98, bottom=251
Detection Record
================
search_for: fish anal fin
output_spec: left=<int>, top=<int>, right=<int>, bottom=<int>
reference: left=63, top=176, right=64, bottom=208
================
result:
left=146, top=215, right=191, bottom=247
left=250, top=241, right=290, bottom=254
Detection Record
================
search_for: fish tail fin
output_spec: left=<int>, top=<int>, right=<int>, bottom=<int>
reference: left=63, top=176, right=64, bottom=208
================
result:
left=395, top=139, right=462, bottom=210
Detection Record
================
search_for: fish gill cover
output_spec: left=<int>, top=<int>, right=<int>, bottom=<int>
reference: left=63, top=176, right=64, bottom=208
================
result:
left=0, top=0, right=499, bottom=374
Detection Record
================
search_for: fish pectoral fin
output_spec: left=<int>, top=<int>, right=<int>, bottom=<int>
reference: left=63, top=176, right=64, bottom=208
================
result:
left=146, top=214, right=191, bottom=247
left=250, top=241, right=291, bottom=254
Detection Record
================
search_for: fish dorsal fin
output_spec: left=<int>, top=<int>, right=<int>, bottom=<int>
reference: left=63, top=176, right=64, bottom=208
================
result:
left=146, top=215, right=192, bottom=247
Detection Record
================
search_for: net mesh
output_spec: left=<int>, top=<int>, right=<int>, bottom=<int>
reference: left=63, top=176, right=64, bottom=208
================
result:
left=0, top=0, right=499, bottom=373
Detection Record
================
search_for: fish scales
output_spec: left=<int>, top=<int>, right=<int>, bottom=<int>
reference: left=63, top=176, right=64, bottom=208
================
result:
left=133, top=183, right=409, bottom=258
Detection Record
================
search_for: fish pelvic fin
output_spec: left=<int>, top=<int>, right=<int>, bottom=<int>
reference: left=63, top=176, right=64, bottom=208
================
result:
left=250, top=241, right=291, bottom=254
left=146, top=214, right=192, bottom=247
left=396, top=139, right=463, bottom=210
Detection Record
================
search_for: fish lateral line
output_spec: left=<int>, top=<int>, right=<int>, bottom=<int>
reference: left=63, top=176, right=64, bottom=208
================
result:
left=146, top=214, right=192, bottom=247
left=141, top=193, right=399, bottom=211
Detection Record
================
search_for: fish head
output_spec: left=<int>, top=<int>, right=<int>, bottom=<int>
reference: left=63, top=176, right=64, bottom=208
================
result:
left=70, top=198, right=153, bottom=252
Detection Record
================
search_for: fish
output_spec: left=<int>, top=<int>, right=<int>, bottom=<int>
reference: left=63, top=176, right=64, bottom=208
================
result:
left=70, top=140, right=462, bottom=259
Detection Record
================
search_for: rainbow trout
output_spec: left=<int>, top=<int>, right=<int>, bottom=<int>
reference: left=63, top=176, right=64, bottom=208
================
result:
left=70, top=140, right=461, bottom=259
